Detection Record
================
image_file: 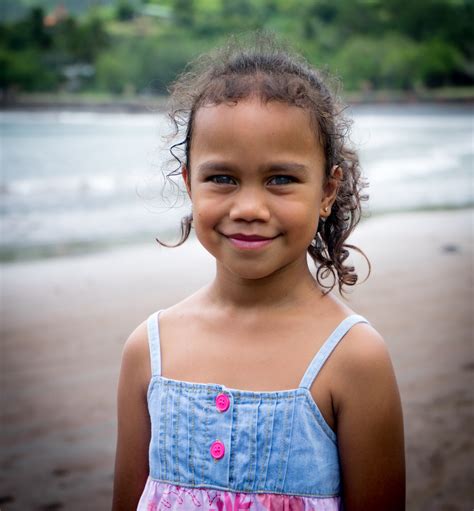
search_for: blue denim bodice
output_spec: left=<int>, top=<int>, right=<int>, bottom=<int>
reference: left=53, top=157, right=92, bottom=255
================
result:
left=146, top=311, right=369, bottom=497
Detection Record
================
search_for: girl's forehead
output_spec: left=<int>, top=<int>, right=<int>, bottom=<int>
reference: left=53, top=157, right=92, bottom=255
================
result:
left=192, top=99, right=322, bottom=155
left=191, top=99, right=324, bottom=170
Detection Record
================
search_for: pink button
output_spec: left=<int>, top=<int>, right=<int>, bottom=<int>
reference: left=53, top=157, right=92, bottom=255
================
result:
left=210, top=440, right=225, bottom=460
left=215, top=393, right=230, bottom=413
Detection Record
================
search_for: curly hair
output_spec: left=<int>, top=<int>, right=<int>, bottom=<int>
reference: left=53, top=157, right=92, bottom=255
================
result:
left=158, top=32, right=371, bottom=296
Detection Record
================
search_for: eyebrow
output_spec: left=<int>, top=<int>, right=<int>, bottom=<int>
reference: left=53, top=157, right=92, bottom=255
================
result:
left=196, top=161, right=308, bottom=173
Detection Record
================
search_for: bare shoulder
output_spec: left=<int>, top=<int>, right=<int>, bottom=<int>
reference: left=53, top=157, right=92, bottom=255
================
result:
left=341, top=321, right=392, bottom=366
left=121, top=319, right=151, bottom=394
left=332, top=322, right=397, bottom=406
left=123, top=319, right=148, bottom=357
left=124, top=319, right=148, bottom=350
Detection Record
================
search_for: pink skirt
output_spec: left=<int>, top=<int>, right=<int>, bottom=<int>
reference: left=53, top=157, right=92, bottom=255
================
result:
left=137, top=478, right=342, bottom=511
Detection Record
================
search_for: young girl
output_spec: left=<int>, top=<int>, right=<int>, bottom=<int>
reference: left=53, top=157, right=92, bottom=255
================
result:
left=112, top=35, right=405, bottom=511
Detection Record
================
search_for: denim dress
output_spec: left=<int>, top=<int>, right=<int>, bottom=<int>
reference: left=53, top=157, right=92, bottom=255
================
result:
left=137, top=310, right=369, bottom=511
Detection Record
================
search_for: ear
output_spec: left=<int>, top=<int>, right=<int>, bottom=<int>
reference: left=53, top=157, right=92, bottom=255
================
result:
left=320, top=165, right=342, bottom=218
left=181, top=165, right=192, bottom=198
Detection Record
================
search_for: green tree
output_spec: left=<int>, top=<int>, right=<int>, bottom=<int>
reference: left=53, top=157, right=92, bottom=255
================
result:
left=0, top=48, right=58, bottom=91
left=334, top=34, right=422, bottom=90
left=173, top=0, right=195, bottom=28
left=116, top=1, right=136, bottom=21
left=418, top=38, right=464, bottom=87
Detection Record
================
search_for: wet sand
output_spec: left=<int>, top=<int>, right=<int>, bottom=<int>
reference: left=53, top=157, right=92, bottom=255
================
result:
left=1, top=208, right=473, bottom=510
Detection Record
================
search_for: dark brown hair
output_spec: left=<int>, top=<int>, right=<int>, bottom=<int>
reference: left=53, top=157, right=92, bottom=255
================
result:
left=159, top=32, right=371, bottom=295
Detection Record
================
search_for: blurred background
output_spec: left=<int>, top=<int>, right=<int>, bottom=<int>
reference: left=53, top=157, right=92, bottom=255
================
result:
left=1, top=1, right=473, bottom=510
left=1, top=0, right=473, bottom=260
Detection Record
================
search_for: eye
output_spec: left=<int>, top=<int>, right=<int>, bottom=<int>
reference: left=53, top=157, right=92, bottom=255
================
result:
left=267, top=175, right=298, bottom=185
left=207, top=175, right=236, bottom=185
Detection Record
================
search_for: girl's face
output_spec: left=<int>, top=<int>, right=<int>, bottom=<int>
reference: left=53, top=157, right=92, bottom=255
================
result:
left=183, top=98, right=337, bottom=280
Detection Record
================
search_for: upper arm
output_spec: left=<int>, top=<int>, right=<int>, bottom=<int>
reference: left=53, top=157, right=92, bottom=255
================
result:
left=335, top=325, right=405, bottom=511
left=112, top=321, right=152, bottom=511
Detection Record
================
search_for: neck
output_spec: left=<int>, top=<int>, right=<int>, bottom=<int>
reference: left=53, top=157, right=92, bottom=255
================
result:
left=208, top=256, right=324, bottom=311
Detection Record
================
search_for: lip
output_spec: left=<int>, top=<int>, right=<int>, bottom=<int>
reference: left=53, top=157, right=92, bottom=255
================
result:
left=228, top=233, right=274, bottom=241
left=225, top=233, right=278, bottom=250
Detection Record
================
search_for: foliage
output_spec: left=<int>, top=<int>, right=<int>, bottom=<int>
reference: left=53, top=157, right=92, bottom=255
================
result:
left=116, top=1, right=136, bottom=21
left=0, top=48, right=58, bottom=91
left=0, top=0, right=472, bottom=95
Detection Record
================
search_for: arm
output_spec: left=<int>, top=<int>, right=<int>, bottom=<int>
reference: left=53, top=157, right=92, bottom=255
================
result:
left=112, top=322, right=151, bottom=511
left=335, top=325, right=405, bottom=510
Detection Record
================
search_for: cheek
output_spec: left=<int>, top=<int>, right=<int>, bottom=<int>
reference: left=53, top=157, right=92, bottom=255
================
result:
left=191, top=199, right=223, bottom=242
left=193, top=197, right=218, bottom=224
left=281, top=200, right=319, bottom=233
left=192, top=211, right=211, bottom=238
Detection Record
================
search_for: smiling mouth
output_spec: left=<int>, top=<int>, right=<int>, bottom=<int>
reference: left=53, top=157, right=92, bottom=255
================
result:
left=225, top=233, right=278, bottom=250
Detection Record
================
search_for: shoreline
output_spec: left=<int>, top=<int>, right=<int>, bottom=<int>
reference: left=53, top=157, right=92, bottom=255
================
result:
left=2, top=206, right=472, bottom=265
left=1, top=88, right=473, bottom=113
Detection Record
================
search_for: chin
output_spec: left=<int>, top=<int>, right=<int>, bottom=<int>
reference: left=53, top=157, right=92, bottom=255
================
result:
left=233, top=270, right=275, bottom=281
left=224, top=262, right=285, bottom=281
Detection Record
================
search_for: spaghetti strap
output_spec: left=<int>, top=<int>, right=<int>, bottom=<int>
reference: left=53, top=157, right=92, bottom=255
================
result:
left=147, top=310, right=163, bottom=376
left=299, top=314, right=370, bottom=390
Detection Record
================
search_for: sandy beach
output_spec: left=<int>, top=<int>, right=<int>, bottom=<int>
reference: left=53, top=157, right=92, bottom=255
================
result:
left=1, top=208, right=473, bottom=510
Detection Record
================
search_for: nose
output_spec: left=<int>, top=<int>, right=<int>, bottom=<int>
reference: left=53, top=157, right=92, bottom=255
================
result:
left=229, top=186, right=271, bottom=223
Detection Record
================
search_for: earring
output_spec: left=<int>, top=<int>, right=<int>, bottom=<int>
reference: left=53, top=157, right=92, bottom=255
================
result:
left=324, top=206, right=329, bottom=212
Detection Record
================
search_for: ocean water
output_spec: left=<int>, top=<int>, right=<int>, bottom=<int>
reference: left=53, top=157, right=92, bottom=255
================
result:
left=0, top=104, right=472, bottom=261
